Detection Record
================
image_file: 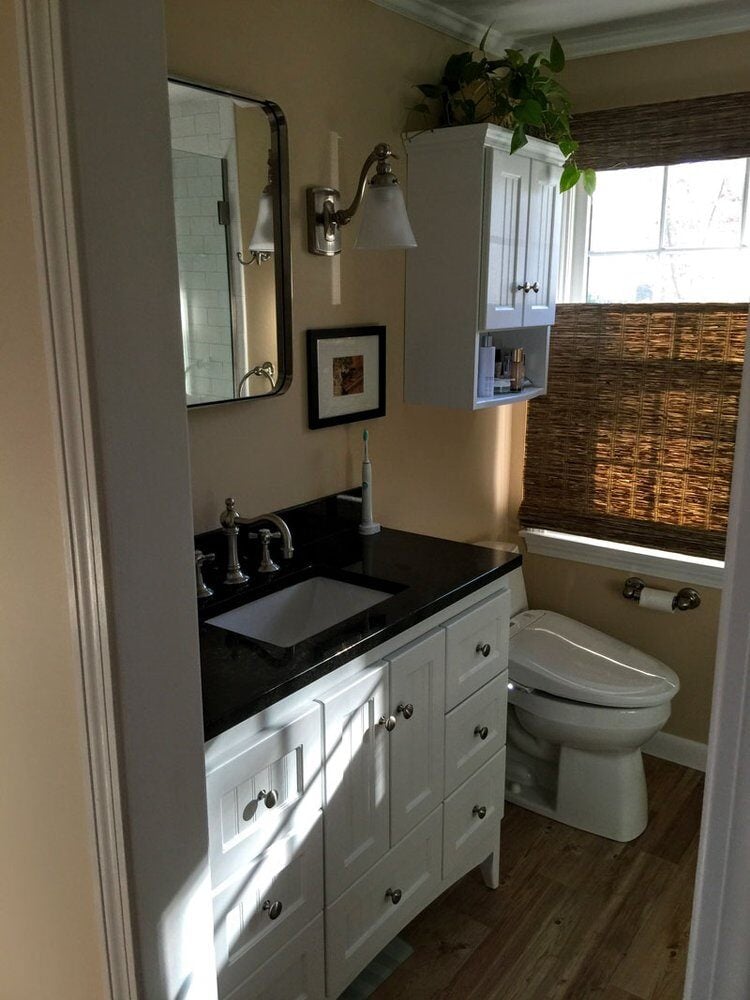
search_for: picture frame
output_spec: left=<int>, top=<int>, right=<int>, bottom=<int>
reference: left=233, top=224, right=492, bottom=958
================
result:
left=307, top=325, right=386, bottom=429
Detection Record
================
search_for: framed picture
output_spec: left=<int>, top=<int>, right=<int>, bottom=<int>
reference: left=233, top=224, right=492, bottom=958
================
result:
left=307, top=325, right=386, bottom=429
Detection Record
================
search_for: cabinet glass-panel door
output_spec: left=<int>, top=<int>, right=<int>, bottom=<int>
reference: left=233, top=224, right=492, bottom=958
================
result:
left=481, top=148, right=530, bottom=331
left=524, top=157, right=563, bottom=327
left=318, top=664, right=390, bottom=901
left=388, top=630, right=446, bottom=845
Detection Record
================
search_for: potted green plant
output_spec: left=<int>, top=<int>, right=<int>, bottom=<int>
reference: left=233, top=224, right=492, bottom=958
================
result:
left=410, top=31, right=594, bottom=194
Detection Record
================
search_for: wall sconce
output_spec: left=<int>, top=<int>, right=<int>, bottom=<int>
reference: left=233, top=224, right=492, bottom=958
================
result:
left=238, top=155, right=274, bottom=266
left=306, top=142, right=417, bottom=256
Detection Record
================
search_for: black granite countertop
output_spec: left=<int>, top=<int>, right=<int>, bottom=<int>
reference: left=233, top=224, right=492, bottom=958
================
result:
left=196, top=492, right=521, bottom=741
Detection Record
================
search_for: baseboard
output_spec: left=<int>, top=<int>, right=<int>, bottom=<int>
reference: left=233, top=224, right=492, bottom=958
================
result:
left=643, top=731, right=707, bottom=772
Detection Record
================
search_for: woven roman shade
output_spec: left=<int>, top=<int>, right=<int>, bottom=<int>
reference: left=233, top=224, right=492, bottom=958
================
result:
left=573, top=92, right=750, bottom=170
left=519, top=304, right=747, bottom=559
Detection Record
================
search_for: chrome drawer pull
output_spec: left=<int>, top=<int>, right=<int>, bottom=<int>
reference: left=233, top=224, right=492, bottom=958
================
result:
left=257, top=789, right=278, bottom=808
left=474, top=725, right=489, bottom=741
left=396, top=702, right=414, bottom=720
left=473, top=805, right=487, bottom=820
left=262, top=899, right=283, bottom=920
left=476, top=642, right=491, bottom=658
left=379, top=714, right=397, bottom=732
left=385, top=887, right=402, bottom=905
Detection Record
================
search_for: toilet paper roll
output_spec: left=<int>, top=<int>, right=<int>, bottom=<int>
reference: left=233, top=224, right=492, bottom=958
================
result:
left=639, top=587, right=676, bottom=613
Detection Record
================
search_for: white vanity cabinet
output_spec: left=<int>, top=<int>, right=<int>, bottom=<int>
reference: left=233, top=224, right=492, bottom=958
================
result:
left=405, top=123, right=565, bottom=411
left=204, top=578, right=511, bottom=1000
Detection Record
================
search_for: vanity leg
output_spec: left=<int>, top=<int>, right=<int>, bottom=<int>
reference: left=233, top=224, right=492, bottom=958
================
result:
left=480, top=833, right=501, bottom=889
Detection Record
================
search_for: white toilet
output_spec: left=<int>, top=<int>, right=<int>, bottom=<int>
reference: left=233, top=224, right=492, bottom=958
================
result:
left=503, top=564, right=680, bottom=842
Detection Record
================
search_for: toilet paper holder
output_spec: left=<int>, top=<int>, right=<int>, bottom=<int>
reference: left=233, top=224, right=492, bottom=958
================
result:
left=623, top=577, right=701, bottom=611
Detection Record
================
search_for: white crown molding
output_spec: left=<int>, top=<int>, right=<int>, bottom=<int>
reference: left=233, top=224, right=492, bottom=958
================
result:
left=369, top=0, right=750, bottom=59
left=368, top=0, right=509, bottom=53
left=15, top=1, right=136, bottom=996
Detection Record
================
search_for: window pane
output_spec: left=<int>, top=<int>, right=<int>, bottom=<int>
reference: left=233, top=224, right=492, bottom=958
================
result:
left=663, top=159, right=747, bottom=249
left=589, top=167, right=663, bottom=252
left=587, top=253, right=660, bottom=303
left=588, top=249, right=750, bottom=303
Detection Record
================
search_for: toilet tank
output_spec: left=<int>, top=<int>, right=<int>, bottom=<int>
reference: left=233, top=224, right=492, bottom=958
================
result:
left=474, top=541, right=528, bottom=616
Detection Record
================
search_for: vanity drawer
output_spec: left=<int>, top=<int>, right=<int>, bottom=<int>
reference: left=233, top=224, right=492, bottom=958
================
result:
left=444, top=673, right=508, bottom=796
left=215, top=815, right=324, bottom=998
left=443, top=748, right=506, bottom=883
left=224, top=913, right=325, bottom=1000
left=325, top=807, right=443, bottom=999
left=444, top=590, right=510, bottom=710
left=205, top=703, right=322, bottom=889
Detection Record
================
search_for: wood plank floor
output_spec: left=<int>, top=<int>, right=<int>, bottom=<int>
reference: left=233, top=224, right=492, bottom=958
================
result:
left=372, top=756, right=704, bottom=1000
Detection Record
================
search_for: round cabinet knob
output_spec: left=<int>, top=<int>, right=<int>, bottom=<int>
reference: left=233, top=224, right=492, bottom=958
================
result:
left=530, top=281, right=540, bottom=293
left=258, top=789, right=278, bottom=809
left=379, top=715, right=397, bottom=732
left=262, top=899, right=283, bottom=920
left=517, top=282, right=531, bottom=293
left=397, top=702, right=414, bottom=720
left=385, top=888, right=402, bottom=905
left=473, top=805, right=487, bottom=820
left=474, top=725, right=489, bottom=741
left=476, top=643, right=491, bottom=658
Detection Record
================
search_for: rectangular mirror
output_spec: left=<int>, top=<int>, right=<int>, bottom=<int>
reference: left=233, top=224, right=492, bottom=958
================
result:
left=168, top=77, right=292, bottom=406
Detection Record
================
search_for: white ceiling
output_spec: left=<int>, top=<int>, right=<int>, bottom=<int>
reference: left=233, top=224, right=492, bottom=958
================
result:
left=369, top=0, right=750, bottom=57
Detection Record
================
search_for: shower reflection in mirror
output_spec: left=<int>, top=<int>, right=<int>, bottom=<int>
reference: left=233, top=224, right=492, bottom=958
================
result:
left=168, top=79, right=291, bottom=406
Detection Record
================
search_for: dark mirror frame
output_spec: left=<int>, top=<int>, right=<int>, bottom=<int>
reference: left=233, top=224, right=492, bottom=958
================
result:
left=169, top=75, right=293, bottom=406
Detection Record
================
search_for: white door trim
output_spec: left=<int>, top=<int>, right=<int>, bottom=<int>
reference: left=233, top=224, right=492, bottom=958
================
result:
left=684, top=311, right=750, bottom=999
left=15, top=2, right=136, bottom=996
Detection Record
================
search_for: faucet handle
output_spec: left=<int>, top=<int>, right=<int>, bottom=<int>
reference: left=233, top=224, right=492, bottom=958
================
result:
left=195, top=549, right=215, bottom=599
left=248, top=529, right=281, bottom=573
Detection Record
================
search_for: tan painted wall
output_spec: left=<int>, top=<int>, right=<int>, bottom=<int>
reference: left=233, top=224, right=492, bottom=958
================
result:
left=523, top=556, right=721, bottom=744
left=167, top=0, right=525, bottom=542
left=0, top=4, right=109, bottom=997
left=562, top=29, right=750, bottom=111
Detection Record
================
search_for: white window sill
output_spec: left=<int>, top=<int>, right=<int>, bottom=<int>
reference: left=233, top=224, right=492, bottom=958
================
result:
left=520, top=529, right=724, bottom=589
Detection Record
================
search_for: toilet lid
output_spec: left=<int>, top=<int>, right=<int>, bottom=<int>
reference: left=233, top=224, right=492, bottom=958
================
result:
left=509, top=610, right=680, bottom=707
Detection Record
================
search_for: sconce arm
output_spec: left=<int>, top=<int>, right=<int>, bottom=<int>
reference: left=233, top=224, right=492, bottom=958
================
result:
left=333, top=143, right=396, bottom=228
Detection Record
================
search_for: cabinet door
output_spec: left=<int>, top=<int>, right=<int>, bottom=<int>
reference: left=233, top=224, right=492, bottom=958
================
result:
left=318, top=664, right=390, bottom=902
left=481, top=147, right=530, bottom=331
left=214, top=816, right=324, bottom=998
left=523, top=157, right=563, bottom=327
left=325, top=808, right=443, bottom=999
left=388, top=630, right=446, bottom=845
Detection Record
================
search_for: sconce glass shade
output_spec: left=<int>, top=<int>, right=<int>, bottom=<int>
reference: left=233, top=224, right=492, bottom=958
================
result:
left=248, top=191, right=275, bottom=252
left=354, top=183, right=417, bottom=250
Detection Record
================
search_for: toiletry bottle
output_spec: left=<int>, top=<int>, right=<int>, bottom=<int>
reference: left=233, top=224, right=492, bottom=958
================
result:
left=477, top=334, right=495, bottom=397
left=509, top=348, right=525, bottom=392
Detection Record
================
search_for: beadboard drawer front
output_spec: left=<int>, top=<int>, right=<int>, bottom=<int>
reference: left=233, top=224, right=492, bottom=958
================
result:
left=206, top=704, right=322, bottom=889
left=444, top=673, right=508, bottom=796
left=388, top=630, right=446, bottom=845
left=224, top=913, right=325, bottom=1000
left=444, top=590, right=510, bottom=710
left=325, top=807, right=443, bottom=999
left=318, top=663, right=390, bottom=901
left=214, top=815, right=323, bottom=998
left=443, top=748, right=506, bottom=883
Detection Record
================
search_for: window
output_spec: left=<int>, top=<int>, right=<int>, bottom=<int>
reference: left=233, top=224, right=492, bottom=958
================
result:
left=565, top=158, right=750, bottom=305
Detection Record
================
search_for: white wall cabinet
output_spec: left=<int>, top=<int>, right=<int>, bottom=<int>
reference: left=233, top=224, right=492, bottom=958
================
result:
left=204, top=578, right=511, bottom=999
left=405, top=123, right=565, bottom=410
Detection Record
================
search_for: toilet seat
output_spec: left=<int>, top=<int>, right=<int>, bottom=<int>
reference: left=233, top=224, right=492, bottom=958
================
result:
left=509, top=610, right=680, bottom=708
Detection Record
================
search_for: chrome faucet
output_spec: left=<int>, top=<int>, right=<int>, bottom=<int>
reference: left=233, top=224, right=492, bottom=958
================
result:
left=220, top=498, right=294, bottom=583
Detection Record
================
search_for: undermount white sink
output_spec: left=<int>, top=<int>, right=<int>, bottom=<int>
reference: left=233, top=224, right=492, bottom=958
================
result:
left=206, top=575, right=394, bottom=648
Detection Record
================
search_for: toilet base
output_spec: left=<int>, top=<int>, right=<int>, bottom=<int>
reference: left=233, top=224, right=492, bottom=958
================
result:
left=506, top=743, right=649, bottom=842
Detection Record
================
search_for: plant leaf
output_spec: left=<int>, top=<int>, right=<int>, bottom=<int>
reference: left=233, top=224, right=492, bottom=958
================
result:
left=417, top=83, right=444, bottom=99
left=548, top=36, right=565, bottom=73
left=583, top=168, right=597, bottom=195
left=560, top=161, right=581, bottom=192
left=558, top=138, right=579, bottom=157
left=510, top=124, right=528, bottom=154
left=478, top=21, right=494, bottom=52
left=514, top=99, right=544, bottom=125
left=442, top=50, right=474, bottom=89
